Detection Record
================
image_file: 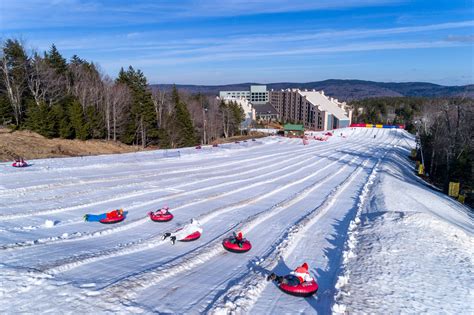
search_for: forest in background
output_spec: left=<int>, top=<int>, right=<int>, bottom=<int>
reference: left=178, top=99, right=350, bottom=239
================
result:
left=0, top=39, right=244, bottom=148
left=352, top=97, right=473, bottom=204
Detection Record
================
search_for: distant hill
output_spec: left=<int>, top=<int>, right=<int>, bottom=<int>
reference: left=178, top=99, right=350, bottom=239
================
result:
left=151, top=79, right=473, bottom=101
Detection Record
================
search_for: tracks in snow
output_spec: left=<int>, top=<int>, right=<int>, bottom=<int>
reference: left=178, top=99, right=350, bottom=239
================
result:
left=0, top=142, right=340, bottom=249
left=0, top=137, right=353, bottom=221
left=0, top=140, right=292, bottom=196
left=36, top=148, right=359, bottom=275
left=0, top=142, right=317, bottom=221
left=102, top=153, right=364, bottom=301
left=208, top=141, right=394, bottom=313
left=0, top=138, right=368, bottom=251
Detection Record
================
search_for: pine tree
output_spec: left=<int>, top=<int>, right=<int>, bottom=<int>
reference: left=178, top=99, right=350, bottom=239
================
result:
left=1, top=39, right=29, bottom=125
left=170, top=85, right=197, bottom=147
left=0, top=94, right=13, bottom=125
left=51, top=102, right=73, bottom=139
left=229, top=101, right=245, bottom=135
left=68, top=99, right=89, bottom=140
left=85, top=106, right=105, bottom=139
left=44, top=44, right=67, bottom=74
left=116, top=66, right=159, bottom=147
left=25, top=100, right=56, bottom=138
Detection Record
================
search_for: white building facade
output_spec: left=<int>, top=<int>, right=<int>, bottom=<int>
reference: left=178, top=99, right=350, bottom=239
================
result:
left=269, top=89, right=352, bottom=131
left=218, top=85, right=352, bottom=131
left=219, top=85, right=269, bottom=104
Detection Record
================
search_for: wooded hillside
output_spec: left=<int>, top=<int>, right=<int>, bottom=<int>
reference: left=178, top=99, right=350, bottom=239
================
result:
left=0, top=39, right=244, bottom=148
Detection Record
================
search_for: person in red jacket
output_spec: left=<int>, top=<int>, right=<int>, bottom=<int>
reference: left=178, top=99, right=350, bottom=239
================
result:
left=267, top=262, right=314, bottom=286
left=84, top=209, right=124, bottom=222
left=229, top=231, right=245, bottom=248
left=106, top=209, right=124, bottom=219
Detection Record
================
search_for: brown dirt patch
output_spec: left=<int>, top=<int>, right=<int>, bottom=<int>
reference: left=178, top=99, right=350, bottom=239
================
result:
left=0, top=128, right=146, bottom=161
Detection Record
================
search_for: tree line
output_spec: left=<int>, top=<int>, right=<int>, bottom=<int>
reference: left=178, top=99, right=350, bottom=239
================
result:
left=0, top=39, right=244, bottom=148
left=352, top=96, right=473, bottom=203
left=416, top=98, right=473, bottom=198
left=351, top=97, right=426, bottom=133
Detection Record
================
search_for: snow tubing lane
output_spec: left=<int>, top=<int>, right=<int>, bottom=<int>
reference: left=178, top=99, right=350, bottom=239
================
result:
left=179, top=231, right=201, bottom=242
left=12, top=162, right=28, bottom=167
left=279, top=280, right=318, bottom=297
left=99, top=216, right=125, bottom=224
left=222, top=238, right=252, bottom=253
left=149, top=212, right=174, bottom=222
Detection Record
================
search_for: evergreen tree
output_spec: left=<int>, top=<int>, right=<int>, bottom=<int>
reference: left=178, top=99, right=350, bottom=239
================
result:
left=51, top=101, right=73, bottom=139
left=44, top=44, right=67, bottom=74
left=85, top=106, right=105, bottom=139
left=25, top=100, right=56, bottom=138
left=0, top=94, right=13, bottom=125
left=70, top=54, right=84, bottom=66
left=68, top=99, right=89, bottom=140
left=229, top=101, right=245, bottom=135
left=170, top=85, right=197, bottom=147
left=116, top=66, right=159, bottom=147
left=1, top=39, right=29, bottom=125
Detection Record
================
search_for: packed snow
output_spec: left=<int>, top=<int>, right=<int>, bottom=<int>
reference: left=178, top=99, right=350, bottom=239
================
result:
left=0, top=128, right=472, bottom=314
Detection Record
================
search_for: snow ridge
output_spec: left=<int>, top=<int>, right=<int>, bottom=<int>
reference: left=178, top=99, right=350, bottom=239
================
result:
left=332, top=140, right=397, bottom=314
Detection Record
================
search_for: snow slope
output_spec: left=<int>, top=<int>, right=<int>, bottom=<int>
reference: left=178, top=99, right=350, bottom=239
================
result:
left=332, top=141, right=474, bottom=314
left=0, top=128, right=471, bottom=314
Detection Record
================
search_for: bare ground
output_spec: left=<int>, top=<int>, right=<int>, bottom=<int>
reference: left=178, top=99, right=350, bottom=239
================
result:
left=0, top=128, right=269, bottom=162
left=0, top=129, right=145, bottom=161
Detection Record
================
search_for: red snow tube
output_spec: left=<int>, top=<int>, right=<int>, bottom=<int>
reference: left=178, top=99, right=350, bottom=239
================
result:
left=12, top=162, right=28, bottom=167
left=99, top=216, right=125, bottom=224
left=180, top=231, right=201, bottom=242
left=149, top=212, right=174, bottom=222
left=279, top=280, right=318, bottom=297
left=222, top=238, right=252, bottom=253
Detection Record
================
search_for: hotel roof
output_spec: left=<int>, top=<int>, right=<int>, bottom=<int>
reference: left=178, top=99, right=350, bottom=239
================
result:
left=299, top=90, right=349, bottom=121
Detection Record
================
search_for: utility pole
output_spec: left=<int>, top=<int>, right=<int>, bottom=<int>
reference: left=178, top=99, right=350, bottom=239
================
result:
left=200, top=94, right=207, bottom=145
left=203, top=108, right=207, bottom=145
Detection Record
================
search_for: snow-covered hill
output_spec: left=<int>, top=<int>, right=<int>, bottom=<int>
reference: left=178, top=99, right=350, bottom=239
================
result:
left=0, top=128, right=472, bottom=314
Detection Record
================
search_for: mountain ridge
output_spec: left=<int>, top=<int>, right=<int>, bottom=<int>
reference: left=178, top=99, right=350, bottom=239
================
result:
left=151, top=79, right=473, bottom=101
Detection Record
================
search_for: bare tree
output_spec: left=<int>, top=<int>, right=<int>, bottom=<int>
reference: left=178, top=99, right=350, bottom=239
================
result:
left=27, top=53, right=66, bottom=107
left=220, top=100, right=233, bottom=138
left=206, top=96, right=223, bottom=143
left=104, top=78, right=131, bottom=141
left=151, top=88, right=166, bottom=128
left=418, top=96, right=473, bottom=191
left=0, top=39, right=28, bottom=125
left=69, top=61, right=103, bottom=110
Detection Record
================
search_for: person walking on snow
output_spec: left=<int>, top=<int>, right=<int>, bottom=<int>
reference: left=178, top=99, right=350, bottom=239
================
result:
left=267, top=262, right=314, bottom=286
left=162, top=218, right=202, bottom=244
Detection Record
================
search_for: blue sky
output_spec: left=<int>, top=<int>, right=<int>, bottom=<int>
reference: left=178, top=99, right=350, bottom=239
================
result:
left=1, top=0, right=473, bottom=85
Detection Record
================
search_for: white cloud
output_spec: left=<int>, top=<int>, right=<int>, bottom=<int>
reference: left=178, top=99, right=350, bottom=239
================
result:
left=1, top=0, right=403, bottom=30
left=97, top=39, right=469, bottom=69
